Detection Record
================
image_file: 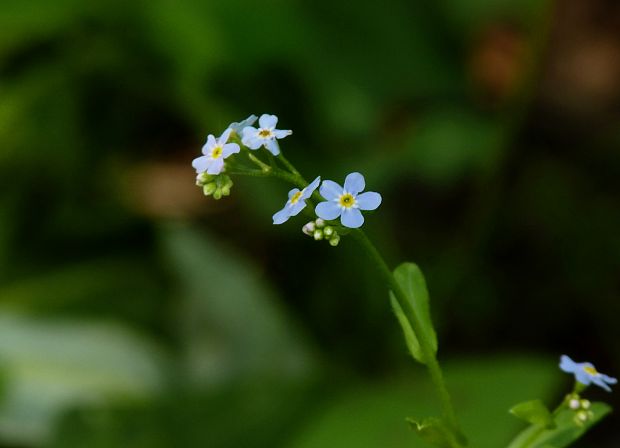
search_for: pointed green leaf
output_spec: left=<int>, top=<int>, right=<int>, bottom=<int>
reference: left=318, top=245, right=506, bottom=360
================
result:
left=507, top=402, right=611, bottom=448
left=407, top=417, right=455, bottom=448
left=389, top=262, right=437, bottom=364
left=510, top=399, right=554, bottom=428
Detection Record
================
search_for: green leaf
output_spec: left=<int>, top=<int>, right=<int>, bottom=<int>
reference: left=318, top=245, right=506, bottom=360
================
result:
left=158, top=223, right=316, bottom=385
left=407, top=417, right=455, bottom=448
left=0, top=309, right=167, bottom=445
left=510, top=400, right=554, bottom=428
left=290, top=355, right=559, bottom=448
left=390, top=263, right=438, bottom=364
left=507, top=402, right=612, bottom=448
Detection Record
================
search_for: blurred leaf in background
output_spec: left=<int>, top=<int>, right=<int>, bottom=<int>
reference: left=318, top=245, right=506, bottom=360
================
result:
left=0, top=0, right=619, bottom=446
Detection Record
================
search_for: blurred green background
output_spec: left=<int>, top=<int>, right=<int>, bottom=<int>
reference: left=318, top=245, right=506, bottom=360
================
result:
left=0, top=0, right=619, bottom=446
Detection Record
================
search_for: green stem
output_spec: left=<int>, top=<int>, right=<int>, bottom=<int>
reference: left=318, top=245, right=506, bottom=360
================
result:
left=352, top=230, right=465, bottom=447
left=278, top=153, right=302, bottom=178
left=230, top=154, right=466, bottom=446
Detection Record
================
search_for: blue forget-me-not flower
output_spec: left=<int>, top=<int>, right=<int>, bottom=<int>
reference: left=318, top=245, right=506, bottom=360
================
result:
left=560, top=355, right=617, bottom=392
left=242, top=114, right=292, bottom=156
left=273, top=176, right=321, bottom=224
left=192, top=128, right=240, bottom=175
left=315, top=172, right=382, bottom=228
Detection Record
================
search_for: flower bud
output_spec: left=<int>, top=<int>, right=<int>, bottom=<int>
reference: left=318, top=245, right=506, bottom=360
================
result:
left=323, top=226, right=334, bottom=237
left=568, top=399, right=580, bottom=410
left=329, top=234, right=340, bottom=246
left=203, top=182, right=217, bottom=196
left=196, top=173, right=214, bottom=187
left=575, top=410, right=589, bottom=425
left=580, top=399, right=591, bottom=410
left=302, top=222, right=316, bottom=236
left=313, top=229, right=324, bottom=241
left=315, top=219, right=325, bottom=228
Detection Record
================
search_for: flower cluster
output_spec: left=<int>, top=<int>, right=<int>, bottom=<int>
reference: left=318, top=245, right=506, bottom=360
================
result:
left=564, top=393, right=593, bottom=426
left=192, top=114, right=383, bottom=239
left=191, top=114, right=292, bottom=191
left=302, top=219, right=341, bottom=246
left=196, top=173, right=233, bottom=200
left=560, top=355, right=617, bottom=392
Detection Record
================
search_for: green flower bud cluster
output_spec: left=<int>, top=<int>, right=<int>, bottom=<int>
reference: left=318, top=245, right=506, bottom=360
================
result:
left=196, top=173, right=233, bottom=200
left=302, top=219, right=340, bottom=246
left=565, top=393, right=593, bottom=426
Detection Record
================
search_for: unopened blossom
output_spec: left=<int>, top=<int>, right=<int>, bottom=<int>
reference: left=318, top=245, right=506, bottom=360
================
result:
left=315, top=172, right=381, bottom=228
left=192, top=128, right=240, bottom=175
left=228, top=115, right=258, bottom=136
left=273, top=176, right=320, bottom=224
left=242, top=114, right=292, bottom=156
left=560, top=355, right=617, bottom=392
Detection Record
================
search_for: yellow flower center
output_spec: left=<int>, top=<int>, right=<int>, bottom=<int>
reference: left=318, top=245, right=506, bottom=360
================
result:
left=258, top=129, right=272, bottom=138
left=211, top=146, right=223, bottom=159
left=583, top=366, right=598, bottom=376
left=339, top=193, right=356, bottom=208
left=290, top=191, right=303, bottom=204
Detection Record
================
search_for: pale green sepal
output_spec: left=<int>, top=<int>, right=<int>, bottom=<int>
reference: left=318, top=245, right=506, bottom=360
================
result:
left=407, top=417, right=458, bottom=448
left=510, top=399, right=555, bottom=428
left=390, top=262, right=438, bottom=364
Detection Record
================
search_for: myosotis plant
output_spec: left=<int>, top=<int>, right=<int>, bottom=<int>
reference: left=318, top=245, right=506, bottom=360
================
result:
left=192, top=114, right=615, bottom=448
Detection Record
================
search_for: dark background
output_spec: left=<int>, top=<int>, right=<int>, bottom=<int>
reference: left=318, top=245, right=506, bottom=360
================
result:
left=0, top=0, right=618, bottom=446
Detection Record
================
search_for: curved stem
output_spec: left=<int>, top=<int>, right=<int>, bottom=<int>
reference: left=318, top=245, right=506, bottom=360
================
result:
left=352, top=230, right=465, bottom=447
left=278, top=153, right=302, bottom=178
left=230, top=153, right=466, bottom=446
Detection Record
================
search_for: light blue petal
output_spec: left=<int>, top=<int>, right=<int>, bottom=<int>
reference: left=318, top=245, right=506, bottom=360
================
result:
left=202, top=135, right=217, bottom=155
left=320, top=180, right=343, bottom=200
left=302, top=176, right=321, bottom=199
left=229, top=115, right=258, bottom=134
left=341, top=208, right=364, bottom=228
left=266, top=139, right=280, bottom=155
left=222, top=143, right=240, bottom=158
left=315, top=201, right=341, bottom=220
left=575, top=370, right=592, bottom=386
left=273, top=129, right=292, bottom=139
left=272, top=207, right=291, bottom=225
left=344, top=172, right=365, bottom=195
left=259, top=114, right=278, bottom=129
left=192, top=156, right=210, bottom=173
left=242, top=127, right=260, bottom=149
left=206, top=158, right=224, bottom=175
left=242, top=133, right=262, bottom=150
left=218, top=128, right=233, bottom=144
left=591, top=376, right=612, bottom=392
left=289, top=201, right=306, bottom=217
left=288, top=188, right=301, bottom=200
left=559, top=355, right=578, bottom=373
left=356, top=191, right=382, bottom=210
left=602, top=374, right=618, bottom=385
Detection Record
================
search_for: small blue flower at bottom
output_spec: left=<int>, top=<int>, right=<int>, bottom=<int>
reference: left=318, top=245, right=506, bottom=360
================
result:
left=315, top=172, right=381, bottom=228
left=273, top=176, right=321, bottom=225
left=560, top=355, right=617, bottom=392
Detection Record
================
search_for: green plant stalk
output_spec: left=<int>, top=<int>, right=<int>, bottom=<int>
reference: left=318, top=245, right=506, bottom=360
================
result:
left=230, top=150, right=465, bottom=446
left=352, top=229, right=465, bottom=447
